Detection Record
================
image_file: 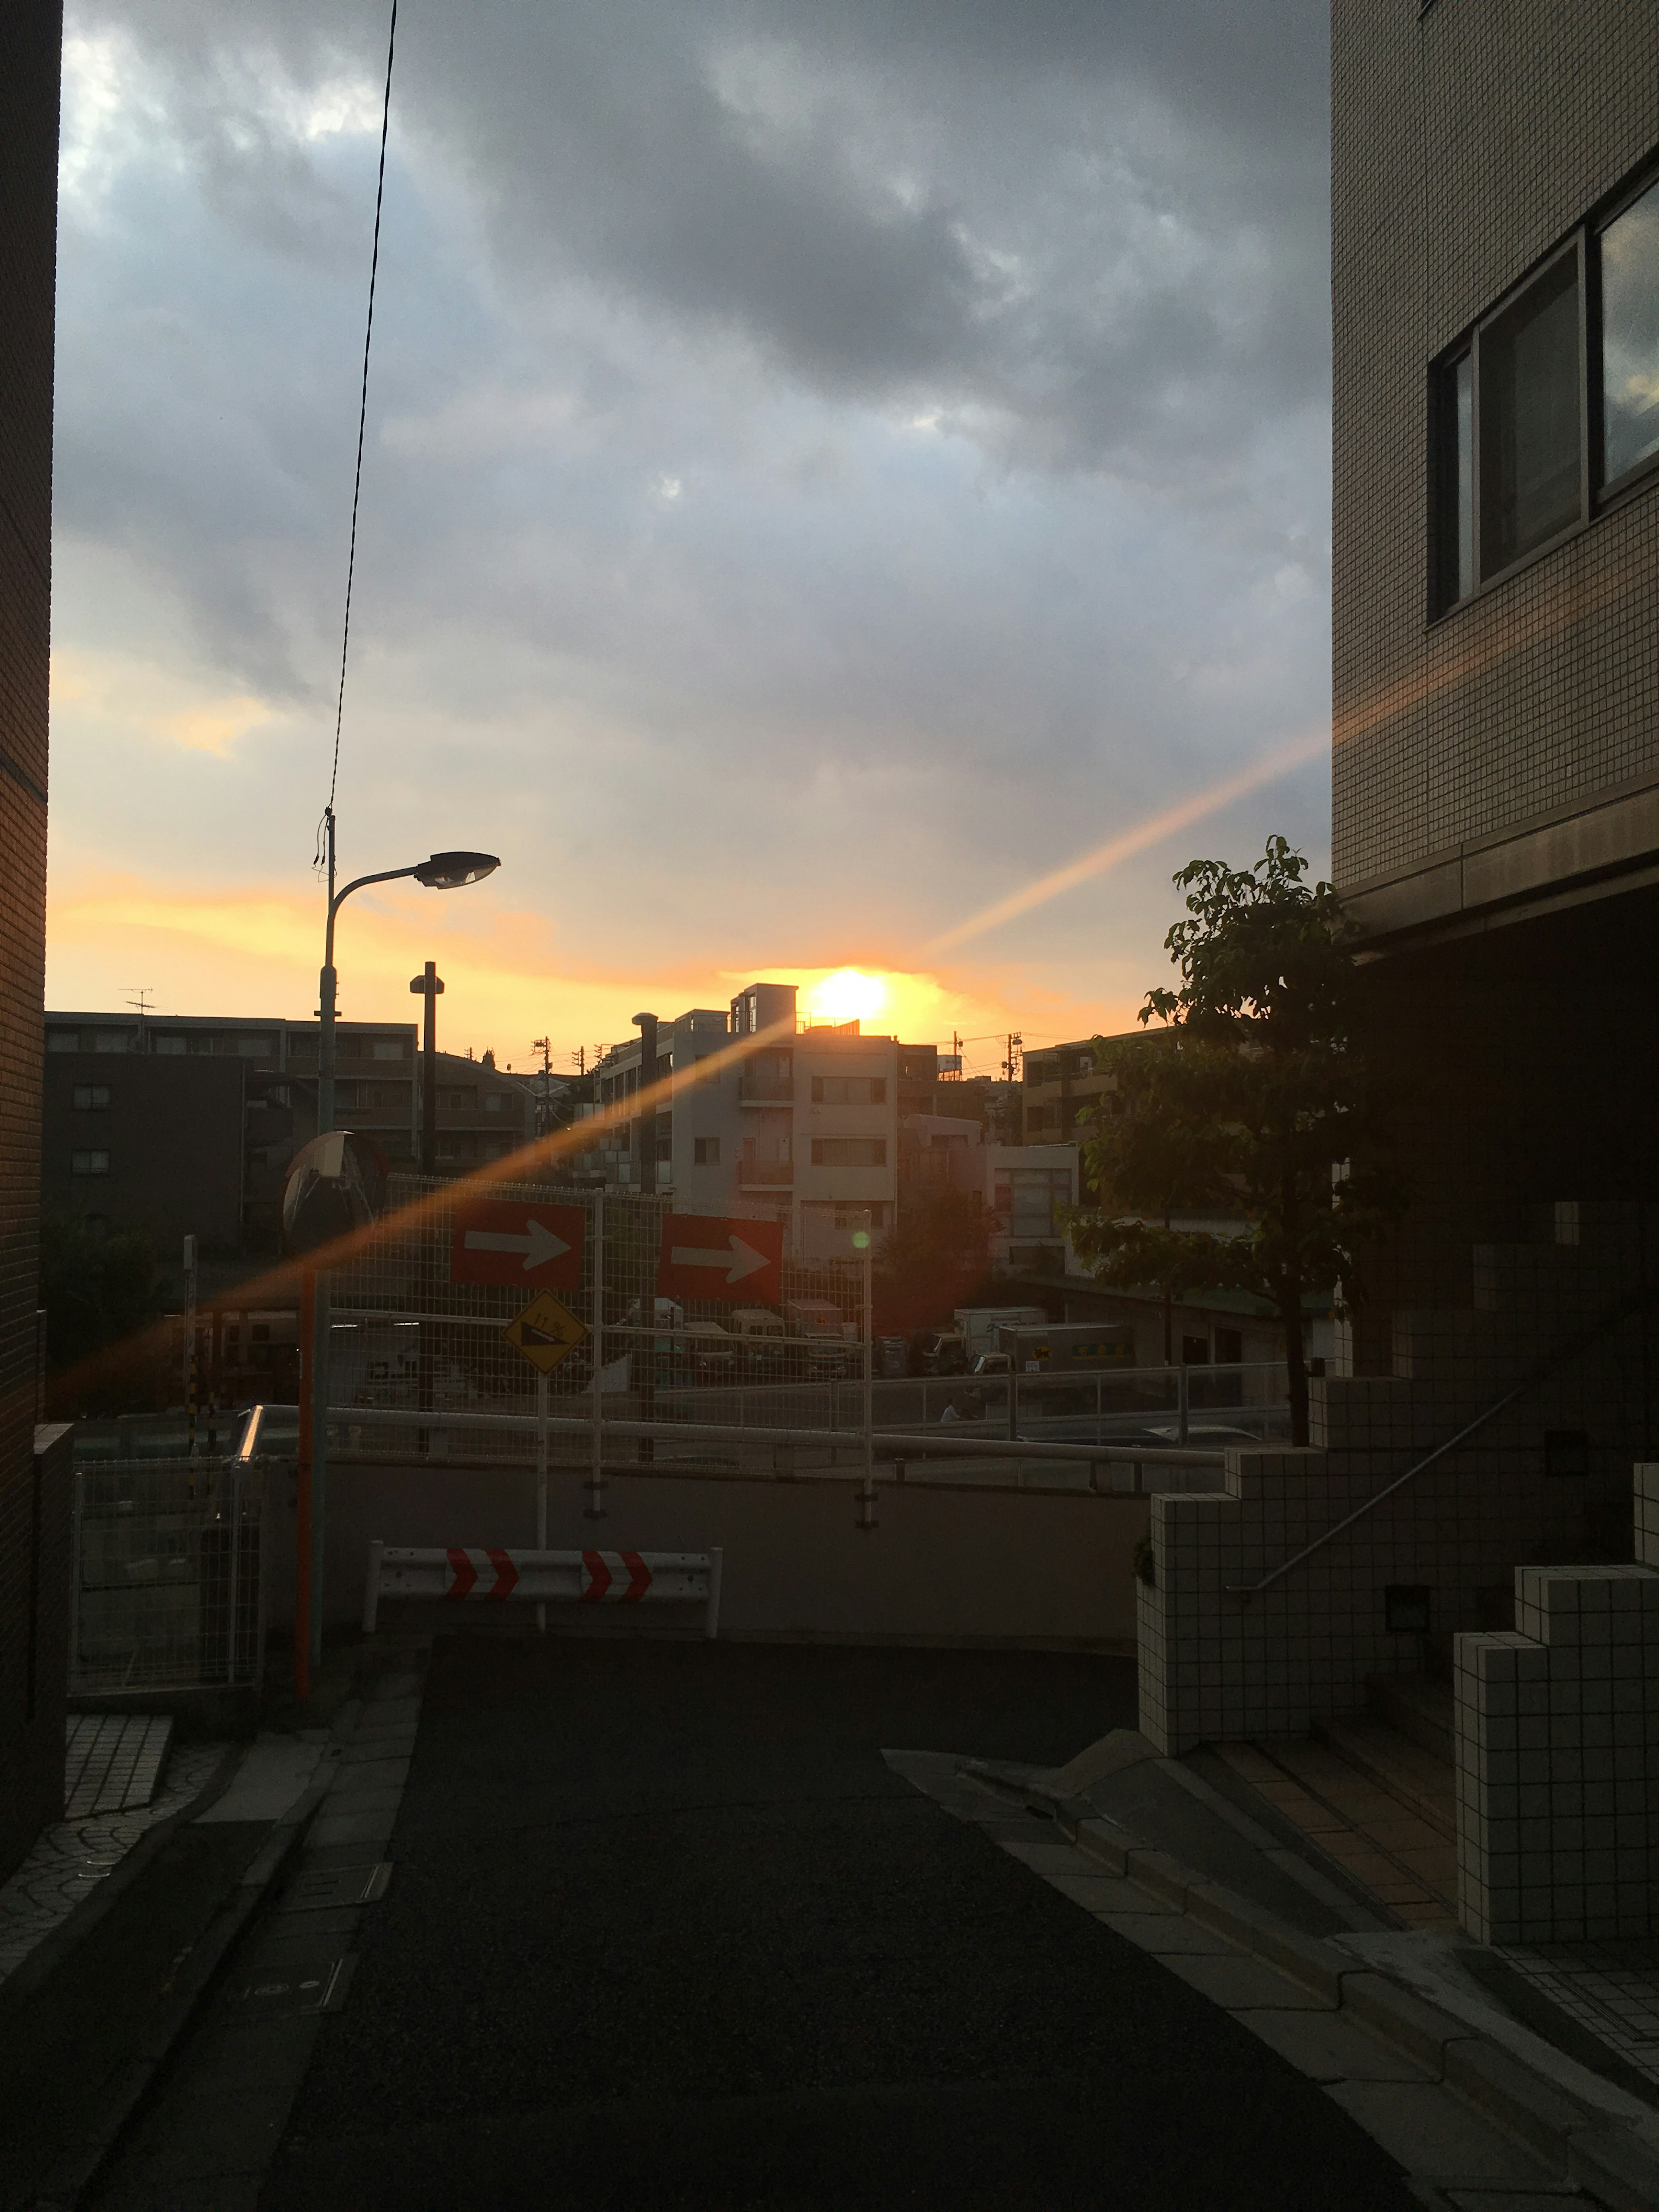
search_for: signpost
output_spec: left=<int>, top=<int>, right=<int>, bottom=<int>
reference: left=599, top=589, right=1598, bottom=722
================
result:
left=656, top=1213, right=784, bottom=1304
left=451, top=1197, right=584, bottom=1289
left=502, top=1290, right=588, bottom=1376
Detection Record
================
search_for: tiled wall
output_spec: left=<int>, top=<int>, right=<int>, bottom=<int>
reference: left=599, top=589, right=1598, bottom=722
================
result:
left=1455, top=1546, right=1659, bottom=1945
left=1139, top=1206, right=1653, bottom=1754
left=0, top=1, right=62, bottom=1883
left=1332, top=1, right=1659, bottom=896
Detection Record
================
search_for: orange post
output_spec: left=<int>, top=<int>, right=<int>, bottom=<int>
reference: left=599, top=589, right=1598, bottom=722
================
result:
left=295, top=1265, right=314, bottom=1700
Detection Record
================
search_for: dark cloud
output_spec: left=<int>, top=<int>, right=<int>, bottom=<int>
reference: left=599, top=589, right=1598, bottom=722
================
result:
left=50, top=0, right=1333, bottom=970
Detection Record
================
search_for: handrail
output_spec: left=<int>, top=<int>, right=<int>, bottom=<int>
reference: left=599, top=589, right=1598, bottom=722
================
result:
left=1225, top=1283, right=1656, bottom=1599
left=325, top=1401, right=1227, bottom=1468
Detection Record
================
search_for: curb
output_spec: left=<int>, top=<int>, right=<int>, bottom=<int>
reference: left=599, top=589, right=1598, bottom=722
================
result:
left=27, top=1771, right=334, bottom=2212
left=958, top=1761, right=1659, bottom=2211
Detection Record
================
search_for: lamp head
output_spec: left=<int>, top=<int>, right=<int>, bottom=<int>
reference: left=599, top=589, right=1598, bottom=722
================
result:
left=413, top=851, right=500, bottom=890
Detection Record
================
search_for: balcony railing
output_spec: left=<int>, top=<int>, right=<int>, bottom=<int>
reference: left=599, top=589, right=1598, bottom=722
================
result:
left=740, top=1161, right=794, bottom=1186
left=737, top=1077, right=795, bottom=1104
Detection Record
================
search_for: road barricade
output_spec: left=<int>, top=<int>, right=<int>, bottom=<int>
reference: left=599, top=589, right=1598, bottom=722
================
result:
left=362, top=1541, right=723, bottom=1638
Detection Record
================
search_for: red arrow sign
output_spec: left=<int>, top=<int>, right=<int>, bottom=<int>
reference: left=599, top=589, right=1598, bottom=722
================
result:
left=484, top=1548, right=519, bottom=1601
left=581, top=1551, right=612, bottom=1603
left=657, top=1213, right=783, bottom=1303
left=451, top=1198, right=584, bottom=1289
left=579, top=1550, right=655, bottom=1603
left=445, top=1548, right=477, bottom=1599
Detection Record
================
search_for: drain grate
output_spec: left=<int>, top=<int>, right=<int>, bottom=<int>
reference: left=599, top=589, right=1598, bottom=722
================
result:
left=226, top=1954, right=356, bottom=2015
left=278, top=1861, right=393, bottom=1913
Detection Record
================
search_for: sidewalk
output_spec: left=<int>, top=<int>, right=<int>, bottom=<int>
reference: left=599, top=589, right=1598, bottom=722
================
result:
left=0, top=1646, right=371, bottom=2212
left=915, top=1729, right=1659, bottom=2210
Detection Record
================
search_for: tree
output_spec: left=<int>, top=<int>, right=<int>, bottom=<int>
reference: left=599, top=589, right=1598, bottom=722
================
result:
left=39, top=1212, right=158, bottom=1376
left=1068, top=838, right=1404, bottom=1446
left=874, top=1185, right=994, bottom=1336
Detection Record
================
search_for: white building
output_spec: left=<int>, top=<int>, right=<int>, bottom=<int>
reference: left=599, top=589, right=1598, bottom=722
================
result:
left=585, top=981, right=901, bottom=1258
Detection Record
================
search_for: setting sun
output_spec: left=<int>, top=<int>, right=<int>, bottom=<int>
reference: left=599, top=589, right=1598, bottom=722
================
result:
left=804, top=968, right=889, bottom=1025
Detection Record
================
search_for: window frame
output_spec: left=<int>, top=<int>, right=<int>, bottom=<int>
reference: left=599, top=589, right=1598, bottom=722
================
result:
left=1429, top=159, right=1659, bottom=624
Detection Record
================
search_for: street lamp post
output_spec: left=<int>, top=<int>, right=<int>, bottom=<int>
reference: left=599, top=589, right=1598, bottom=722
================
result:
left=301, top=808, right=499, bottom=1683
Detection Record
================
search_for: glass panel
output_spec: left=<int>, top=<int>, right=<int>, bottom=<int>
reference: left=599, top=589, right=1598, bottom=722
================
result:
left=1480, top=254, right=1582, bottom=574
left=1453, top=352, right=1474, bottom=596
left=1601, top=177, right=1659, bottom=483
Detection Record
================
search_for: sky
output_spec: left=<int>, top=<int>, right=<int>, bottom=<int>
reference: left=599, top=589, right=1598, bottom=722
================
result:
left=46, top=0, right=1332, bottom=1079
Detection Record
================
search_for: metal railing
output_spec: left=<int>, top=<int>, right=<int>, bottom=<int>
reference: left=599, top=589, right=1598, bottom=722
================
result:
left=1223, top=1285, right=1655, bottom=1600
left=70, top=1431, right=267, bottom=1693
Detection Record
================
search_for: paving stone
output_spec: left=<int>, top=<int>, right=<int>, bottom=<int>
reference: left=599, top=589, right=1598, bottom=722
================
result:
left=1158, top=1952, right=1333, bottom=2011
left=1323, top=2081, right=1560, bottom=2187
left=1239, top=2008, right=1436, bottom=2085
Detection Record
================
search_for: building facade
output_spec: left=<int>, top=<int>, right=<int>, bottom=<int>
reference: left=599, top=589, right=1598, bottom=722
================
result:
left=580, top=983, right=919, bottom=1256
left=45, top=1012, right=419, bottom=1253
left=1, top=0, right=64, bottom=1884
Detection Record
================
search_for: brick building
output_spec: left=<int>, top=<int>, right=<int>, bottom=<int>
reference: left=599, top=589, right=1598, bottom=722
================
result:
left=1, top=0, right=66, bottom=1884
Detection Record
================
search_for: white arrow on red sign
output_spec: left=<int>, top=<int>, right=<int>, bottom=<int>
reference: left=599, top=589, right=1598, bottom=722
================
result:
left=581, top=1550, right=652, bottom=1603
left=462, top=1219, right=570, bottom=1273
left=667, top=1235, right=771, bottom=1287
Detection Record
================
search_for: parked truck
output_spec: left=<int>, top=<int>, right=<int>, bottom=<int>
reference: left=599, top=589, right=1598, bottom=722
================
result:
left=992, top=1320, right=1137, bottom=1373
left=953, top=1305, right=1046, bottom=1362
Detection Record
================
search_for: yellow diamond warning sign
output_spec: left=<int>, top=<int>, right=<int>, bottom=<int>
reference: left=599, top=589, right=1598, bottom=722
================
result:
left=502, top=1290, right=589, bottom=1375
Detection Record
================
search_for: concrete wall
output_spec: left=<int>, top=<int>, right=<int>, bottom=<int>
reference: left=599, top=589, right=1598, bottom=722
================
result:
left=258, top=1457, right=1145, bottom=1652
left=43, top=1052, right=246, bottom=1253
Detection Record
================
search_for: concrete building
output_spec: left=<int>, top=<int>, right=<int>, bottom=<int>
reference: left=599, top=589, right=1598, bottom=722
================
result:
left=425, top=1050, right=535, bottom=1175
left=1, top=0, right=65, bottom=1886
left=45, top=1012, right=418, bottom=1252
left=1141, top=3, right=1659, bottom=1944
left=580, top=983, right=919, bottom=1257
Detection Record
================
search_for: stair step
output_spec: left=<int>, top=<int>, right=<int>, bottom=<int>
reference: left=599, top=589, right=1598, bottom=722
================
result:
left=1311, top=1713, right=1456, bottom=1842
left=1366, top=1672, right=1454, bottom=1764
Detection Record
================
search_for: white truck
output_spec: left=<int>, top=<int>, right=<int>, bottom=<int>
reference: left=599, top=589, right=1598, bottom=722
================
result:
left=953, top=1305, right=1046, bottom=1362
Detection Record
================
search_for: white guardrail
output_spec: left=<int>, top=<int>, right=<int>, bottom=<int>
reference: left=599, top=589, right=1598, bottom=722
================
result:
left=362, top=1540, right=723, bottom=1637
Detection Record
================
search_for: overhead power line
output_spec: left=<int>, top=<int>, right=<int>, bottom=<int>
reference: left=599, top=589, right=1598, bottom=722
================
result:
left=323, top=0, right=399, bottom=833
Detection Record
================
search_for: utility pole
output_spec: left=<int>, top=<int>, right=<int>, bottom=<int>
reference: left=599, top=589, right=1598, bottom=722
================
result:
left=531, top=1034, right=553, bottom=1139
left=409, top=960, right=445, bottom=1176
left=632, top=1013, right=659, bottom=1464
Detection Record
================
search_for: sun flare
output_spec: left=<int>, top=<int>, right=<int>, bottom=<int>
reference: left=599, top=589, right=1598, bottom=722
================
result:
left=805, top=967, right=889, bottom=1025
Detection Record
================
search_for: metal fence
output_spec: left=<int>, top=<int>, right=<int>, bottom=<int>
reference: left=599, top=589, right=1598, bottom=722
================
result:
left=70, top=1453, right=265, bottom=1694
left=308, top=1176, right=1271, bottom=1503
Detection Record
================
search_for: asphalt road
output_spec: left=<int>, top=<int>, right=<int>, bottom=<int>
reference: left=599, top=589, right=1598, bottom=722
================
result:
left=264, top=1638, right=1417, bottom=2212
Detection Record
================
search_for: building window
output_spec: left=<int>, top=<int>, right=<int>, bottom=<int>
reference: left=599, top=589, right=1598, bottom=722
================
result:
left=1432, top=170, right=1659, bottom=611
left=47, top=1030, right=79, bottom=1053
left=237, top=1032, right=276, bottom=1057
left=693, top=1136, right=721, bottom=1165
left=71, top=1150, right=111, bottom=1175
left=1480, top=250, right=1582, bottom=573
left=485, top=1094, right=502, bottom=1113
left=810, top=1138, right=887, bottom=1167
left=1601, top=174, right=1659, bottom=486
left=372, top=1039, right=407, bottom=1061
left=92, top=1030, right=132, bottom=1054
left=809, top=1076, right=887, bottom=1104
left=72, top=1085, right=111, bottom=1110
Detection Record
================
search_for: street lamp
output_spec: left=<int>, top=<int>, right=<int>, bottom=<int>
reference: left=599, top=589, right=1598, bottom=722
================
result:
left=317, top=830, right=501, bottom=1135
left=301, top=814, right=500, bottom=1687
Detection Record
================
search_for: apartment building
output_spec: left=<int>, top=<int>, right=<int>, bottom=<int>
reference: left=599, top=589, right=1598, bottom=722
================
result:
left=581, top=982, right=914, bottom=1257
left=1330, top=0, right=1659, bottom=1329
left=44, top=1012, right=418, bottom=1250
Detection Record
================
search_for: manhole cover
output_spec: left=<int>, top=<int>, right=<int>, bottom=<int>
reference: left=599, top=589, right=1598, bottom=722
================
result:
left=226, top=1954, right=356, bottom=2015
left=279, top=1861, right=393, bottom=1912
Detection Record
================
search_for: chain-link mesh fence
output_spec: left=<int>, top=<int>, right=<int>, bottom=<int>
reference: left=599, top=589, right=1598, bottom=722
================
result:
left=71, top=1458, right=264, bottom=1692
left=311, top=1176, right=1259, bottom=1495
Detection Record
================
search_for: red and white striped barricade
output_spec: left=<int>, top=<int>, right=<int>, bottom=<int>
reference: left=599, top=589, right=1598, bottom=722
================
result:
left=362, top=1542, right=723, bottom=1639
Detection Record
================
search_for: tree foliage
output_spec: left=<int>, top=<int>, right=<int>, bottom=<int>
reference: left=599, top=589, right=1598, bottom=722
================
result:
left=40, top=1212, right=159, bottom=1376
left=874, top=1184, right=993, bottom=1335
left=1068, top=838, right=1404, bottom=1445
